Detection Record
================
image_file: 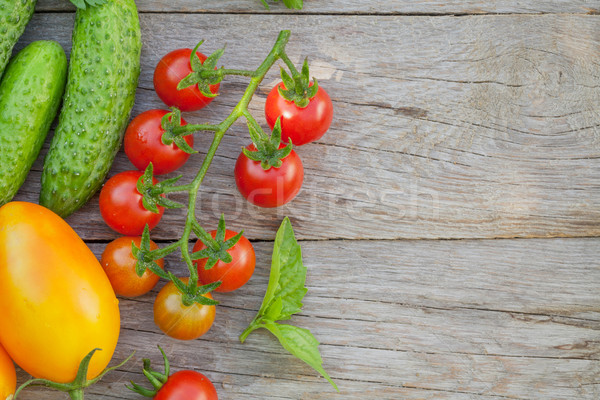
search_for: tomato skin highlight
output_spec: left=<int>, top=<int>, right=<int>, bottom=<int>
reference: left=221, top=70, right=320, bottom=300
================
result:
left=265, top=82, right=333, bottom=146
left=124, top=109, right=193, bottom=175
left=99, top=171, right=164, bottom=236
left=154, top=279, right=216, bottom=341
left=0, top=202, right=120, bottom=383
left=0, top=344, right=15, bottom=400
left=155, top=370, right=218, bottom=400
left=234, top=144, right=304, bottom=208
left=101, top=236, right=164, bottom=297
left=194, top=229, right=255, bottom=293
left=154, top=49, right=220, bottom=112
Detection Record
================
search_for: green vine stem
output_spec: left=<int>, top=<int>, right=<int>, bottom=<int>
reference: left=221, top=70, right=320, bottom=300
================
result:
left=134, top=30, right=300, bottom=305
left=13, top=349, right=134, bottom=400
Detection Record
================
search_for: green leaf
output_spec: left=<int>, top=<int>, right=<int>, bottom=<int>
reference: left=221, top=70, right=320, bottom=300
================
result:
left=262, top=217, right=307, bottom=321
left=265, top=322, right=338, bottom=391
left=282, top=0, right=303, bottom=9
left=280, top=67, right=295, bottom=92
left=240, top=218, right=336, bottom=391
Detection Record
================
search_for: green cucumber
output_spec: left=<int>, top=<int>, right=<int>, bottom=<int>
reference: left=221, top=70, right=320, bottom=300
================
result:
left=0, top=40, right=67, bottom=206
left=40, top=0, right=141, bottom=217
left=0, top=0, right=36, bottom=80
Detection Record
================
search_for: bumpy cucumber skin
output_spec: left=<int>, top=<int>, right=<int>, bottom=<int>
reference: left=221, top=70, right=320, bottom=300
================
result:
left=0, top=0, right=36, bottom=80
left=0, top=41, right=67, bottom=206
left=40, top=0, right=141, bottom=217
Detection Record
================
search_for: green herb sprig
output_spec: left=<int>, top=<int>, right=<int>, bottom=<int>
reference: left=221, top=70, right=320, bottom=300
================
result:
left=240, top=218, right=338, bottom=391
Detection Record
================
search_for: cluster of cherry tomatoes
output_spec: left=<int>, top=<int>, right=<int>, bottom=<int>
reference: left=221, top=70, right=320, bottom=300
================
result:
left=97, top=44, right=333, bottom=343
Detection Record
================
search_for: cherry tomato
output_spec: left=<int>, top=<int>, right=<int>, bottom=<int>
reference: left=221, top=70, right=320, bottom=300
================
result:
left=99, top=171, right=164, bottom=236
left=193, top=230, right=255, bottom=293
left=265, top=82, right=333, bottom=146
left=124, top=109, right=193, bottom=175
left=0, top=202, right=120, bottom=382
left=101, top=236, right=165, bottom=297
left=234, top=144, right=304, bottom=208
left=154, top=278, right=216, bottom=340
left=155, top=370, right=218, bottom=400
left=0, top=344, right=15, bottom=400
left=154, top=49, right=220, bottom=112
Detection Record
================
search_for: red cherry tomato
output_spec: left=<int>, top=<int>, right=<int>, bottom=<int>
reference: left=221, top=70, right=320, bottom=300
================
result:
left=265, top=82, right=333, bottom=146
left=99, top=171, right=164, bottom=236
left=101, top=236, right=164, bottom=297
left=154, top=49, right=220, bottom=112
left=155, top=370, right=218, bottom=400
left=154, top=279, right=216, bottom=340
left=234, top=144, right=304, bottom=208
left=124, top=109, right=193, bottom=175
left=193, top=230, right=255, bottom=293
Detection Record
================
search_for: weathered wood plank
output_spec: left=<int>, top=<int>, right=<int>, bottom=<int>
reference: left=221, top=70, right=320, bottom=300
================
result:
left=13, top=14, right=600, bottom=240
left=35, top=0, right=600, bottom=15
left=14, top=238, right=600, bottom=399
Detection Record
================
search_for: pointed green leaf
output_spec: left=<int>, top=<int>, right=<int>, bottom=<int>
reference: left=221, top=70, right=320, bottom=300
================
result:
left=204, top=257, right=219, bottom=270
left=173, top=136, right=197, bottom=154
left=197, top=281, right=222, bottom=295
left=242, top=147, right=263, bottom=162
left=142, top=196, right=159, bottom=214
left=168, top=273, right=189, bottom=296
left=190, top=40, right=205, bottom=71
left=257, top=217, right=307, bottom=321
left=270, top=118, right=283, bottom=148
left=193, top=294, right=220, bottom=306
left=190, top=248, right=212, bottom=261
left=301, top=58, right=310, bottom=83
left=308, top=78, right=319, bottom=98
left=204, top=47, right=225, bottom=70
left=177, top=72, right=200, bottom=91
left=280, top=67, right=295, bottom=91
left=156, top=196, right=184, bottom=209
left=216, top=214, right=227, bottom=242
left=265, top=323, right=338, bottom=391
left=223, top=231, right=243, bottom=250
left=282, top=0, right=303, bottom=9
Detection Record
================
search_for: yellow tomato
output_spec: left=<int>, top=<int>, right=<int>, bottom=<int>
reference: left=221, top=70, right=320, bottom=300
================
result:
left=0, top=344, right=15, bottom=400
left=0, top=202, right=120, bottom=383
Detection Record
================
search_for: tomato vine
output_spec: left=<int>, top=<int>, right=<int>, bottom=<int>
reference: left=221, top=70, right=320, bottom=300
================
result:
left=131, top=30, right=315, bottom=308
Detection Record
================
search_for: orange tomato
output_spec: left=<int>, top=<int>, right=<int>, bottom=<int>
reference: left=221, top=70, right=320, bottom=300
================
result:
left=0, top=344, right=15, bottom=400
left=154, top=279, right=216, bottom=340
left=101, top=236, right=164, bottom=297
left=0, top=202, right=120, bottom=383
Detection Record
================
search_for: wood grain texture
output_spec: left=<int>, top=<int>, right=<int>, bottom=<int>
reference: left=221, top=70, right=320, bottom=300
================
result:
left=13, top=13, right=600, bottom=240
left=34, top=0, right=600, bottom=15
left=13, top=238, right=600, bottom=399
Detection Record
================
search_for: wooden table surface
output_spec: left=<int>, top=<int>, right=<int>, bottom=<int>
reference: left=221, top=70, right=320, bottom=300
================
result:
left=12, top=1, right=600, bottom=399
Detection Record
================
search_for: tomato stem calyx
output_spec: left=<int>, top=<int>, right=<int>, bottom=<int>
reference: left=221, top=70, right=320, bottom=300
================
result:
left=278, top=57, right=318, bottom=108
left=243, top=117, right=293, bottom=170
left=137, top=163, right=186, bottom=213
left=127, top=346, right=170, bottom=397
left=190, top=214, right=244, bottom=270
left=13, top=349, right=134, bottom=400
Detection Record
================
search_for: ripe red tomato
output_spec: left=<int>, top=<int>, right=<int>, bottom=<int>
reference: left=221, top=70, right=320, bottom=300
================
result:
left=155, top=370, right=218, bottom=400
left=265, top=82, right=333, bottom=146
left=154, top=279, right=216, bottom=340
left=124, top=109, right=193, bottom=175
left=193, top=230, right=255, bottom=293
left=101, top=236, right=165, bottom=297
left=99, top=171, right=164, bottom=236
left=234, top=144, right=304, bottom=208
left=154, top=49, right=220, bottom=112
